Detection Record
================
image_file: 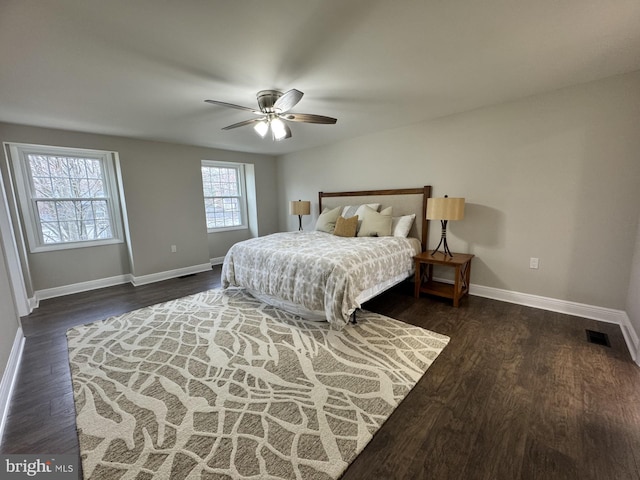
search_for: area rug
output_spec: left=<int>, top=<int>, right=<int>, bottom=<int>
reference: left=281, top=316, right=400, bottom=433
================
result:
left=67, top=288, right=449, bottom=479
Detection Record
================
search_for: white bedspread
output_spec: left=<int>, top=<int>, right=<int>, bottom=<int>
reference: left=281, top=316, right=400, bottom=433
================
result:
left=221, top=231, right=421, bottom=329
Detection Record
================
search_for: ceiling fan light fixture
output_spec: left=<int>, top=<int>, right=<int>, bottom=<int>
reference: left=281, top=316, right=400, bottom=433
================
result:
left=206, top=88, right=337, bottom=141
left=270, top=117, right=287, bottom=141
left=253, top=120, right=269, bottom=137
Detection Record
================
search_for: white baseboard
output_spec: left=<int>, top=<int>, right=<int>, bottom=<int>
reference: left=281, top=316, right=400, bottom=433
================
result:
left=0, top=327, right=25, bottom=442
left=622, top=315, right=640, bottom=366
left=34, top=274, right=131, bottom=307
left=460, top=281, right=639, bottom=364
left=130, top=263, right=213, bottom=286
left=210, top=256, right=225, bottom=266
left=32, top=263, right=215, bottom=305
left=28, top=296, right=38, bottom=313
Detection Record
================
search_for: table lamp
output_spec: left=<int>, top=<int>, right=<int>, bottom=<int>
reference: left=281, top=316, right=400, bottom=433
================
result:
left=290, top=200, right=311, bottom=231
left=426, top=195, right=465, bottom=257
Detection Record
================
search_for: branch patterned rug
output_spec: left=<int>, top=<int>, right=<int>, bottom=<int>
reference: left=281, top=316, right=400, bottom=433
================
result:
left=67, top=288, right=449, bottom=479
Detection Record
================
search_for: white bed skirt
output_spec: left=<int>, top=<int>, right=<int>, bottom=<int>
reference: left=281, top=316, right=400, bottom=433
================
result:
left=247, top=268, right=413, bottom=322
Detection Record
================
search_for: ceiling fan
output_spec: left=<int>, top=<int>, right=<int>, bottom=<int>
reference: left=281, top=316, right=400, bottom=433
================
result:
left=205, top=89, right=337, bottom=141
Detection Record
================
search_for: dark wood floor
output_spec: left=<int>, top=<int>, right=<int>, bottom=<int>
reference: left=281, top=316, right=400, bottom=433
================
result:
left=2, top=266, right=640, bottom=479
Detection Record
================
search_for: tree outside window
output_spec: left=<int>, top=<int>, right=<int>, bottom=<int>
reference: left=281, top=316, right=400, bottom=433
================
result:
left=201, top=161, right=247, bottom=231
left=9, top=144, right=124, bottom=252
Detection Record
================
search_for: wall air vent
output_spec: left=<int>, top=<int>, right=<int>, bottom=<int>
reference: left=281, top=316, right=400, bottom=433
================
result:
left=585, top=329, right=611, bottom=347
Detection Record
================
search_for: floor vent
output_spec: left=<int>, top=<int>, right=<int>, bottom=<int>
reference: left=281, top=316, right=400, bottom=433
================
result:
left=586, top=329, right=611, bottom=347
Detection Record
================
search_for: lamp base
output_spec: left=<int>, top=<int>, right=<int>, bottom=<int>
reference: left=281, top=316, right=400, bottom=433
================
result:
left=431, top=220, right=454, bottom=257
left=298, top=215, right=303, bottom=231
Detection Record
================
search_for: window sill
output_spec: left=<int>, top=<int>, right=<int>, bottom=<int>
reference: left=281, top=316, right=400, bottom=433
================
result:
left=30, top=238, right=125, bottom=254
left=207, top=225, right=248, bottom=234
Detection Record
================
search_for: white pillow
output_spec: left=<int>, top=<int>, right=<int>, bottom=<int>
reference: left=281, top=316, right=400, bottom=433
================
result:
left=341, top=203, right=380, bottom=218
left=357, top=206, right=393, bottom=237
left=315, top=206, right=341, bottom=233
left=392, top=214, right=416, bottom=238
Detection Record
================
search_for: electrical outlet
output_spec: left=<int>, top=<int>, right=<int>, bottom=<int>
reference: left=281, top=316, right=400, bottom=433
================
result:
left=171, top=245, right=177, bottom=253
left=529, top=257, right=539, bottom=269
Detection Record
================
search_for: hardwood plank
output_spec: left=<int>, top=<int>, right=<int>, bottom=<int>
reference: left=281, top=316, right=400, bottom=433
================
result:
left=521, top=437, right=578, bottom=480
left=519, top=311, right=582, bottom=474
left=457, top=308, right=533, bottom=480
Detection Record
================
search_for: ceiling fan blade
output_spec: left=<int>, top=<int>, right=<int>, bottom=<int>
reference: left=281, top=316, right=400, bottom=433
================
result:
left=205, top=99, right=261, bottom=114
left=221, top=118, right=264, bottom=130
left=282, top=113, right=337, bottom=124
left=273, top=89, right=303, bottom=113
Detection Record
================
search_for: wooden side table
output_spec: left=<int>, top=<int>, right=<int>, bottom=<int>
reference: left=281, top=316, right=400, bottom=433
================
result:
left=414, top=251, right=474, bottom=307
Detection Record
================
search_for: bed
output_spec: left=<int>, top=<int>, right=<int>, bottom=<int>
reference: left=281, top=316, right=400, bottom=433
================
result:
left=222, top=186, right=432, bottom=328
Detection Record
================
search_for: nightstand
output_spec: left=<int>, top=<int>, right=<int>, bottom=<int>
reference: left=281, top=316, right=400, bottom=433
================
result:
left=414, top=251, right=474, bottom=307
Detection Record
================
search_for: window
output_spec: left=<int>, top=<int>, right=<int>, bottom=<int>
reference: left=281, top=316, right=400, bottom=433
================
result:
left=201, top=161, right=247, bottom=232
left=8, top=143, right=124, bottom=252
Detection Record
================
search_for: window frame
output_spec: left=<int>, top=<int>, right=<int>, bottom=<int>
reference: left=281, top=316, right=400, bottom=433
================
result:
left=201, top=160, right=248, bottom=233
left=8, top=143, right=125, bottom=253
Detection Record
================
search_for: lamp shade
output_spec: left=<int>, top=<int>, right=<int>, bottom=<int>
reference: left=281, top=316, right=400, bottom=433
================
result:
left=289, top=200, right=311, bottom=216
left=426, top=197, right=465, bottom=220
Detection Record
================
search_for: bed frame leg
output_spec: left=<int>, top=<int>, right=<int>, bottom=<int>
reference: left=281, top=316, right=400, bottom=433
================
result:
left=350, top=310, right=358, bottom=324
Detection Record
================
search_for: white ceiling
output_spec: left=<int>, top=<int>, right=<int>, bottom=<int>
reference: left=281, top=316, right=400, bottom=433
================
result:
left=1, top=0, right=639, bottom=156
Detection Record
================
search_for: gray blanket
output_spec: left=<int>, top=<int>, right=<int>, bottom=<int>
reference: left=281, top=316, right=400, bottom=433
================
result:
left=222, top=231, right=420, bottom=328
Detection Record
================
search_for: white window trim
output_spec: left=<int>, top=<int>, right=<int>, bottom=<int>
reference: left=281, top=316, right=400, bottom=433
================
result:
left=8, top=143, right=125, bottom=253
left=201, top=160, right=248, bottom=233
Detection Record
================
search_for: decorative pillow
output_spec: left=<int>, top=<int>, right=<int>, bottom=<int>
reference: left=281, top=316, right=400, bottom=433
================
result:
left=333, top=215, right=359, bottom=237
left=392, top=214, right=416, bottom=238
left=341, top=203, right=380, bottom=218
left=315, top=206, right=342, bottom=233
left=357, top=206, right=393, bottom=237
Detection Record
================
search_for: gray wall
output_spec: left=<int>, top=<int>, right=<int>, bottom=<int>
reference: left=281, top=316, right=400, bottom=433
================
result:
left=0, top=240, right=20, bottom=385
left=0, top=122, right=278, bottom=291
left=277, top=71, right=640, bottom=311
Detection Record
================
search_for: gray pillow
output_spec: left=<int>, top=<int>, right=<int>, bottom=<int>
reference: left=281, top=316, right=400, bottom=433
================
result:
left=357, top=206, right=393, bottom=237
left=315, top=206, right=342, bottom=233
left=341, top=203, right=380, bottom=218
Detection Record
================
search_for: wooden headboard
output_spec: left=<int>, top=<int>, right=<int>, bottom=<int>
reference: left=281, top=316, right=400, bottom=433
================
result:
left=318, top=186, right=432, bottom=252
